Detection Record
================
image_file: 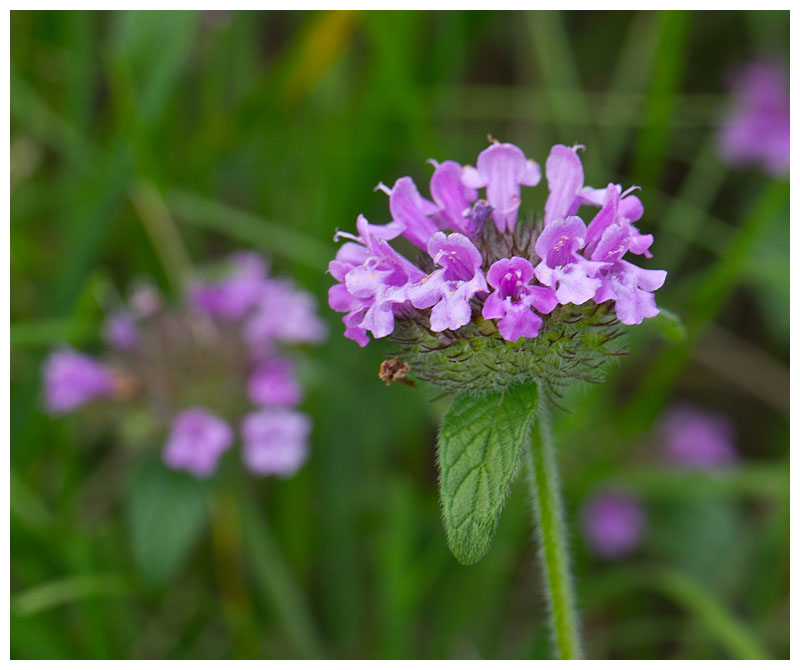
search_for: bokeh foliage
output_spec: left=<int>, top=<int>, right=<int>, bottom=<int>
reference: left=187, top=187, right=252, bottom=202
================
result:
left=11, top=10, right=789, bottom=659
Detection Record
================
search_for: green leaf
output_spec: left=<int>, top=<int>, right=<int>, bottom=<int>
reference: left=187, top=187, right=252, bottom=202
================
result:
left=438, top=384, right=538, bottom=565
left=125, top=458, right=210, bottom=585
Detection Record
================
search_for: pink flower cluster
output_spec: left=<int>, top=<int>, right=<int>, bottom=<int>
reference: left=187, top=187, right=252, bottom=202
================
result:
left=43, top=252, right=326, bottom=479
left=329, top=142, right=666, bottom=346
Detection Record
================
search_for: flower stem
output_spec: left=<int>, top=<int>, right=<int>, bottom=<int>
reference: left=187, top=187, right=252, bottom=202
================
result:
left=524, top=388, right=582, bottom=659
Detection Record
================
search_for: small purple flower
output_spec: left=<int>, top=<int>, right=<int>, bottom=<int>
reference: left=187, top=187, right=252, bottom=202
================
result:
left=408, top=232, right=488, bottom=332
left=248, top=357, right=302, bottom=407
left=429, top=159, right=478, bottom=234
left=104, top=311, right=139, bottom=351
left=163, top=407, right=234, bottom=478
left=190, top=252, right=267, bottom=321
left=482, top=257, right=558, bottom=341
left=660, top=405, right=738, bottom=470
left=328, top=214, right=425, bottom=346
left=462, top=142, right=541, bottom=233
left=376, top=177, right=441, bottom=249
left=241, top=408, right=310, bottom=477
left=246, top=278, right=328, bottom=352
left=543, top=144, right=584, bottom=225
left=718, top=62, right=790, bottom=176
left=586, top=219, right=667, bottom=325
left=43, top=349, right=116, bottom=414
left=533, top=217, right=604, bottom=305
left=582, top=492, right=646, bottom=559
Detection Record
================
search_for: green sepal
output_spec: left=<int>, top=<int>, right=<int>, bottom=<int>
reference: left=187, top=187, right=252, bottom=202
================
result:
left=438, top=384, right=538, bottom=565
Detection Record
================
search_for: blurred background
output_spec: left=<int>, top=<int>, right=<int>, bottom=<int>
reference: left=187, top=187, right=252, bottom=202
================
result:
left=10, top=10, right=789, bottom=659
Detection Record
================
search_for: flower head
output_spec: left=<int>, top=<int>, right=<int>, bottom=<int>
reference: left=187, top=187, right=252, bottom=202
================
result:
left=582, top=492, right=646, bottom=559
left=659, top=405, right=738, bottom=469
left=43, top=349, right=116, bottom=414
left=43, top=250, right=325, bottom=480
left=327, top=140, right=666, bottom=393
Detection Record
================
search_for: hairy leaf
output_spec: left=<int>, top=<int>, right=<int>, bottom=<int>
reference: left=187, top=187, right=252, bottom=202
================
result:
left=438, top=384, right=538, bottom=565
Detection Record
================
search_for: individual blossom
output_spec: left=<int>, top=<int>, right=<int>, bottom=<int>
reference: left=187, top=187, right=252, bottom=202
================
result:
left=190, top=252, right=268, bottom=321
left=246, top=277, right=328, bottom=351
left=407, top=232, right=488, bottom=332
left=328, top=214, right=426, bottom=346
left=482, top=257, right=558, bottom=341
left=163, top=408, right=234, bottom=478
left=429, top=160, right=479, bottom=234
left=582, top=492, right=647, bottom=559
left=43, top=250, right=325, bottom=480
left=659, top=404, right=738, bottom=469
left=327, top=139, right=666, bottom=394
left=462, top=142, right=541, bottom=233
left=718, top=61, right=790, bottom=176
left=248, top=357, right=302, bottom=407
left=241, top=408, right=310, bottom=477
left=42, top=349, right=116, bottom=414
left=104, top=311, right=139, bottom=351
left=533, top=216, right=604, bottom=305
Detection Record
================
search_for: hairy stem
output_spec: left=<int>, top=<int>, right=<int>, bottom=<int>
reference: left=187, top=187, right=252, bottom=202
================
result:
left=524, top=389, right=582, bottom=659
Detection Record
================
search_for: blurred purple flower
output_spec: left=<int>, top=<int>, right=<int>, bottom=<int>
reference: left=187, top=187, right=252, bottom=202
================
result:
left=104, top=311, right=139, bottom=351
left=241, top=408, right=310, bottom=476
left=190, top=252, right=267, bottom=321
left=718, top=62, right=790, bottom=176
left=482, top=257, right=558, bottom=341
left=247, top=278, right=328, bottom=351
left=248, top=357, right=302, bottom=407
left=582, top=492, right=646, bottom=559
left=462, top=142, right=541, bottom=233
left=408, top=232, right=488, bottom=332
left=660, top=405, right=738, bottom=469
left=163, top=407, right=234, bottom=478
left=43, top=349, right=115, bottom=414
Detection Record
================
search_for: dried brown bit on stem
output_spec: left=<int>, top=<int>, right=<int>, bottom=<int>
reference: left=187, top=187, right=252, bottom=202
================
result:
left=379, top=357, right=415, bottom=387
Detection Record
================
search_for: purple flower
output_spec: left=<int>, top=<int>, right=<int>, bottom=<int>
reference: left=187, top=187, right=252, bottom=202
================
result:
left=429, top=159, right=478, bottom=234
left=581, top=183, right=644, bottom=228
left=582, top=492, right=646, bottom=559
left=718, top=62, right=790, bottom=176
left=104, top=311, right=138, bottom=351
left=408, top=232, right=488, bottom=332
left=660, top=405, right=738, bottom=470
left=190, top=252, right=267, bottom=321
left=163, top=407, right=234, bottom=478
left=246, top=278, right=328, bottom=352
left=462, top=142, right=541, bottom=233
left=533, top=216, right=604, bottom=305
left=43, top=349, right=115, bottom=414
left=248, top=357, right=302, bottom=407
left=376, top=177, right=441, bottom=249
left=328, top=215, right=425, bottom=346
left=585, top=218, right=667, bottom=325
left=543, top=144, right=585, bottom=225
left=482, top=257, right=558, bottom=341
left=241, top=408, right=310, bottom=477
